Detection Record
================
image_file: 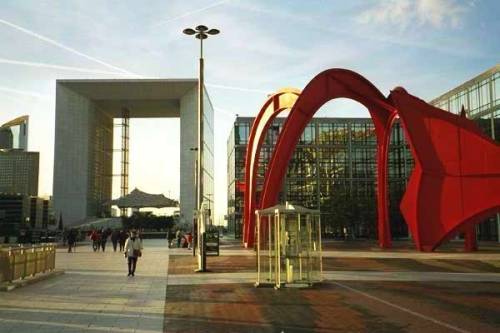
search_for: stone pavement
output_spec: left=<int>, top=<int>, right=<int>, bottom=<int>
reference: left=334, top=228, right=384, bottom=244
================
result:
left=163, top=281, right=500, bottom=333
left=1, top=238, right=499, bottom=332
left=163, top=240, right=500, bottom=333
left=0, top=239, right=169, bottom=333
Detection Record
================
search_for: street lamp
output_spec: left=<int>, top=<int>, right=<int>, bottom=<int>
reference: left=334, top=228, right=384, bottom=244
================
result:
left=183, top=25, right=219, bottom=215
left=183, top=25, right=219, bottom=271
left=189, top=147, right=198, bottom=257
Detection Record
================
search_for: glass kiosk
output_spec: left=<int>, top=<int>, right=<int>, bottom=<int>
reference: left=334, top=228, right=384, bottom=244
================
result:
left=255, top=203, right=322, bottom=289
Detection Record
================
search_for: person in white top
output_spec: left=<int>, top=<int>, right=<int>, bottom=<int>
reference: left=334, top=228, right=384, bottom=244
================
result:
left=124, top=230, right=143, bottom=276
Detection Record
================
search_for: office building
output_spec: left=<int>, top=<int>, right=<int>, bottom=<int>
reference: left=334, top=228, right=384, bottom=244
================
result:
left=0, top=193, right=29, bottom=243
left=227, top=117, right=413, bottom=239
left=0, top=115, right=29, bottom=150
left=0, top=150, right=39, bottom=196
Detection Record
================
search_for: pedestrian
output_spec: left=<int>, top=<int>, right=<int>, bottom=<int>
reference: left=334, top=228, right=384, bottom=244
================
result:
left=119, top=230, right=127, bottom=252
left=111, top=229, right=120, bottom=252
left=96, top=230, right=102, bottom=251
left=67, top=229, right=76, bottom=253
left=100, top=228, right=108, bottom=252
left=175, top=229, right=182, bottom=248
left=124, top=230, right=143, bottom=277
left=186, top=232, right=193, bottom=250
left=90, top=229, right=99, bottom=252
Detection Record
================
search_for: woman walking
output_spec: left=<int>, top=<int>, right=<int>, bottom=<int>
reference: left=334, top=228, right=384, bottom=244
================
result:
left=124, top=230, right=143, bottom=277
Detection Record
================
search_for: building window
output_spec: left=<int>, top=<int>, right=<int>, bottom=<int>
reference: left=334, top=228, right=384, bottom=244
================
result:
left=235, top=123, right=249, bottom=145
left=299, top=124, right=315, bottom=144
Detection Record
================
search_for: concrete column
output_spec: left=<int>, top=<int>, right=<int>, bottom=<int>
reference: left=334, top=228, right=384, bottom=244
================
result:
left=180, top=86, right=198, bottom=226
left=53, top=84, right=94, bottom=225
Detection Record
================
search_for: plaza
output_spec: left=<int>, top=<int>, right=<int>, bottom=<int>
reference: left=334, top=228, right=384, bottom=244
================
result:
left=1, top=239, right=499, bottom=332
left=1, top=1, right=500, bottom=332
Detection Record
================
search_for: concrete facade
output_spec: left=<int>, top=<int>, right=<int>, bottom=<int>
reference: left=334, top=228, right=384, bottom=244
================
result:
left=0, top=150, right=39, bottom=196
left=53, top=79, right=214, bottom=226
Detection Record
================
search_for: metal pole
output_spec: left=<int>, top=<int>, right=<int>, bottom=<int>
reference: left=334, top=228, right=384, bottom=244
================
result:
left=196, top=37, right=207, bottom=272
left=198, top=38, right=204, bottom=216
left=193, top=159, right=197, bottom=256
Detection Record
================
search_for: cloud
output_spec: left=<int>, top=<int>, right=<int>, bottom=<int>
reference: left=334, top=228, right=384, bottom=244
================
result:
left=153, top=0, right=230, bottom=27
left=0, top=17, right=139, bottom=75
left=0, top=58, right=131, bottom=76
left=206, top=83, right=271, bottom=94
left=213, top=106, right=238, bottom=118
left=357, top=0, right=469, bottom=29
left=0, top=85, right=50, bottom=100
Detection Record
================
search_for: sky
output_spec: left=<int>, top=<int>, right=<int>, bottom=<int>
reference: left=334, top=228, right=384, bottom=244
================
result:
left=0, top=0, right=498, bottom=224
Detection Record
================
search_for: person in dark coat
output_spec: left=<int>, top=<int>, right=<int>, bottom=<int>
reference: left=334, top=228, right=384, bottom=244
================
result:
left=111, top=229, right=120, bottom=252
left=67, top=229, right=76, bottom=253
left=100, top=228, right=108, bottom=252
left=119, top=230, right=128, bottom=252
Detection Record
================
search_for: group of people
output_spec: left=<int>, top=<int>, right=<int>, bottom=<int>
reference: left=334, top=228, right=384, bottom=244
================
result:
left=87, top=228, right=143, bottom=277
left=171, top=229, right=193, bottom=249
left=89, top=229, right=129, bottom=252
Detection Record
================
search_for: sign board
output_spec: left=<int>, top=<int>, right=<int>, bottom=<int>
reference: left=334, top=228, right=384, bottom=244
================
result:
left=205, top=229, right=220, bottom=256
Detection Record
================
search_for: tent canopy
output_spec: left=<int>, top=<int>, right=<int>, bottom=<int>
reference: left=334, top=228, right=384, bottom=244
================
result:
left=110, top=188, right=179, bottom=208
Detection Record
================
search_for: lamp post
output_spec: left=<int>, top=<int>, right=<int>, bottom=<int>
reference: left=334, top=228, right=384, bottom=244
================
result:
left=183, top=25, right=219, bottom=217
left=189, top=147, right=198, bottom=257
left=183, top=25, right=219, bottom=271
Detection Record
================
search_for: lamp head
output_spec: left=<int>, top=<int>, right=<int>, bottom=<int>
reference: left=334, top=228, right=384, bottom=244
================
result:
left=183, top=28, right=196, bottom=35
left=195, top=25, right=208, bottom=32
left=195, top=33, right=208, bottom=40
left=207, top=29, right=220, bottom=35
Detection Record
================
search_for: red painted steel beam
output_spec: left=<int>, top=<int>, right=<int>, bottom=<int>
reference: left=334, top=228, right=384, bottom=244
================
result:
left=242, top=89, right=300, bottom=247
left=257, top=69, right=397, bottom=249
left=250, top=68, right=498, bottom=251
left=390, top=88, right=500, bottom=251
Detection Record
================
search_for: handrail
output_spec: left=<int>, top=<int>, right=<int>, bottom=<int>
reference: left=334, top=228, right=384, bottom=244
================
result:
left=0, top=243, right=56, bottom=283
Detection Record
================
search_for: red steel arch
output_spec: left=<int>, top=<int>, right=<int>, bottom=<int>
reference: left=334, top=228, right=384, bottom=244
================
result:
left=252, top=68, right=398, bottom=249
left=250, top=68, right=500, bottom=251
left=242, top=88, right=300, bottom=246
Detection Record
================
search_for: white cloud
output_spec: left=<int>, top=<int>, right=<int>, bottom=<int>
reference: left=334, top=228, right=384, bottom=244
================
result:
left=0, top=58, right=131, bottom=76
left=357, top=0, right=468, bottom=29
left=153, top=0, right=230, bottom=27
left=0, top=85, right=50, bottom=100
left=0, top=17, right=139, bottom=75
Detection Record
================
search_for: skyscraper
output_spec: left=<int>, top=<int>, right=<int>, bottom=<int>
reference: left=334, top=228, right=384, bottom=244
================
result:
left=0, top=150, right=39, bottom=196
left=0, top=115, right=29, bottom=150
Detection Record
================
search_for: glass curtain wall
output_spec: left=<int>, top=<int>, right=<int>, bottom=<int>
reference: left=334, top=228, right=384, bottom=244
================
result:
left=227, top=117, right=412, bottom=240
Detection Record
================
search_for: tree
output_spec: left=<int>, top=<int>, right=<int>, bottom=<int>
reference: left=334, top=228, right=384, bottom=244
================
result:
left=122, top=212, right=175, bottom=231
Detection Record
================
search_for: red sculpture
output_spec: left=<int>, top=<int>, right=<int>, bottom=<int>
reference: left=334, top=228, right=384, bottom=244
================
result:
left=243, top=68, right=498, bottom=251
left=390, top=88, right=500, bottom=251
left=242, top=88, right=300, bottom=247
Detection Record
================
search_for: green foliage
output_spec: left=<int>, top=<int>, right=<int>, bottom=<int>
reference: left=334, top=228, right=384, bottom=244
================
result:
left=122, top=212, right=175, bottom=231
